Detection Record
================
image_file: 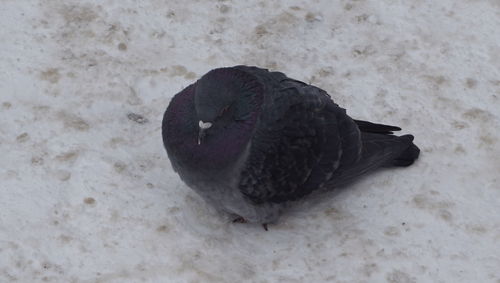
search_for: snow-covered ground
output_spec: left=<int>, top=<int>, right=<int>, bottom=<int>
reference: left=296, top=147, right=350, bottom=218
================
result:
left=1, top=1, right=499, bottom=282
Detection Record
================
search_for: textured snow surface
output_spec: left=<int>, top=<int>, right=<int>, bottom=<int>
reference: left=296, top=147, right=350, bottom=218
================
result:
left=1, top=1, right=500, bottom=282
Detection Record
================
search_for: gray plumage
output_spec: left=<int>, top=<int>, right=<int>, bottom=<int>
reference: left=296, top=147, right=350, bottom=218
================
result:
left=162, top=65, right=419, bottom=224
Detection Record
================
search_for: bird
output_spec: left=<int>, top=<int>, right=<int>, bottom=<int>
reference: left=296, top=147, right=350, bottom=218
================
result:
left=162, top=65, right=419, bottom=228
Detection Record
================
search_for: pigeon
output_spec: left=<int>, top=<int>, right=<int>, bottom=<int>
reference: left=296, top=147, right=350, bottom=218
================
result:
left=162, top=65, right=419, bottom=226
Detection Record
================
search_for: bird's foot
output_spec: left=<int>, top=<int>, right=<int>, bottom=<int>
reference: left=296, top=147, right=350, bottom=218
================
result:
left=232, top=216, right=247, bottom=223
left=232, top=217, right=268, bottom=231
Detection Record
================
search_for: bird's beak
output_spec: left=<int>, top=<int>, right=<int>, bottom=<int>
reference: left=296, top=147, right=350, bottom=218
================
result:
left=198, top=121, right=212, bottom=145
left=198, top=129, right=206, bottom=145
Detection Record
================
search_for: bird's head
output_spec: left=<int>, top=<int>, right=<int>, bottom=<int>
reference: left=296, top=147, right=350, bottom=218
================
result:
left=162, top=67, right=264, bottom=174
left=193, top=68, right=262, bottom=145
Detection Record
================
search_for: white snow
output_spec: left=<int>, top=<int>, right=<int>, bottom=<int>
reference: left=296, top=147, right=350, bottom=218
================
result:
left=1, top=1, right=499, bottom=282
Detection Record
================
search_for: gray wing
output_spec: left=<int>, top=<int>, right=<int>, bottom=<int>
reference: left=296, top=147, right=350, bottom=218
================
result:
left=237, top=67, right=363, bottom=204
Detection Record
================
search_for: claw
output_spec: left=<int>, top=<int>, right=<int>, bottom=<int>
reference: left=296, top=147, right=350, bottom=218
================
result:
left=232, top=216, right=247, bottom=223
left=232, top=217, right=268, bottom=231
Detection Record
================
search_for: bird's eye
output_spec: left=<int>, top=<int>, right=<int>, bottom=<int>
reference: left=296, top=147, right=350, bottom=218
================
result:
left=219, top=105, right=229, bottom=116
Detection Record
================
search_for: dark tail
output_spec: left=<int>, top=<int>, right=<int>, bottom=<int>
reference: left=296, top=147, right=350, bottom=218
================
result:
left=353, top=119, right=419, bottom=167
left=391, top=137, right=420, bottom=167
left=359, top=131, right=420, bottom=170
left=326, top=120, right=420, bottom=187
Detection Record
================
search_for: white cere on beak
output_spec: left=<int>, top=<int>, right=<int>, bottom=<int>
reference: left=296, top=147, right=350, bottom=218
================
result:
left=198, top=121, right=212, bottom=145
left=198, top=120, right=212, bottom=129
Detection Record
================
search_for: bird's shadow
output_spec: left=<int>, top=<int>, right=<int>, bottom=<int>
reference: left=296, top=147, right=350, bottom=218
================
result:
left=179, top=165, right=416, bottom=234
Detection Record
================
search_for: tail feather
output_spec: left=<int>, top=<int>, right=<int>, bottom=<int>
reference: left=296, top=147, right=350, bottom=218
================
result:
left=354, top=119, right=401, bottom=134
left=353, top=119, right=420, bottom=167
left=329, top=133, right=419, bottom=187
left=361, top=132, right=420, bottom=167
left=361, top=133, right=420, bottom=167
left=391, top=141, right=420, bottom=167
